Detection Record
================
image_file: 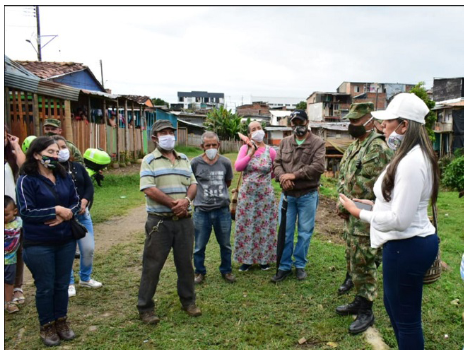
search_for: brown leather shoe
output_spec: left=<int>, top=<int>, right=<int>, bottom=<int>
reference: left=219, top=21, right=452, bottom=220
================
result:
left=139, top=311, right=160, bottom=325
left=184, top=304, right=202, bottom=317
left=55, top=316, right=76, bottom=341
left=40, top=321, right=60, bottom=347
left=222, top=273, right=236, bottom=283
left=194, top=273, right=205, bottom=285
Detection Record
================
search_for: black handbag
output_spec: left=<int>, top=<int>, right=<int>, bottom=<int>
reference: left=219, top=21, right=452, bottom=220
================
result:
left=69, top=218, right=88, bottom=240
left=41, top=179, right=87, bottom=240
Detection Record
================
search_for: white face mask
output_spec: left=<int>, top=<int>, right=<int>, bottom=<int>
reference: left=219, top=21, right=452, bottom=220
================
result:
left=386, top=122, right=405, bottom=151
left=58, top=148, right=70, bottom=162
left=205, top=148, right=218, bottom=160
left=251, top=130, right=265, bottom=142
left=158, top=135, right=175, bottom=151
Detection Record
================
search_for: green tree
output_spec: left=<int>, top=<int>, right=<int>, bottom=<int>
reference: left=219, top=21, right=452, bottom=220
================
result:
left=296, top=101, right=307, bottom=110
left=409, top=82, right=436, bottom=142
left=151, top=98, right=169, bottom=107
left=204, top=106, right=242, bottom=140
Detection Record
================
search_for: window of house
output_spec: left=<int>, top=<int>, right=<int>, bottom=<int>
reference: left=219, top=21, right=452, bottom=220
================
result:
left=354, top=86, right=360, bottom=93
left=444, top=110, right=452, bottom=123
left=179, top=97, right=184, bottom=102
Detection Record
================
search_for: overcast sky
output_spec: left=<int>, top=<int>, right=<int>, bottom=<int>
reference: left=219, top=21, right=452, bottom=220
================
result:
left=4, top=6, right=464, bottom=110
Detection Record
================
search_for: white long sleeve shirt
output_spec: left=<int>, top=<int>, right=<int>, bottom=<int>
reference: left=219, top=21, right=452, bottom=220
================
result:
left=359, top=145, right=436, bottom=248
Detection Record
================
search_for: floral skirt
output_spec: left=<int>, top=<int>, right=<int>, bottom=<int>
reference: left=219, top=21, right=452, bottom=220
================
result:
left=233, top=181, right=278, bottom=265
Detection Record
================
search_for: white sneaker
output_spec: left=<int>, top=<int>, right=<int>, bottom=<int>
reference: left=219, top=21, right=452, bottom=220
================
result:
left=68, top=285, right=76, bottom=297
left=79, top=279, right=103, bottom=289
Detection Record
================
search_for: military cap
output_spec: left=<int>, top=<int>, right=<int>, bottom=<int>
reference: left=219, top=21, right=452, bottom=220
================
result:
left=344, top=102, right=375, bottom=120
left=44, top=118, right=61, bottom=127
left=151, top=120, right=176, bottom=134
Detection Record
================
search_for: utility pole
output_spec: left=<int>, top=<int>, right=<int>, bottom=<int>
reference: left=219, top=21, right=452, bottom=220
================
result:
left=36, top=6, right=42, bottom=61
left=100, top=60, right=104, bottom=87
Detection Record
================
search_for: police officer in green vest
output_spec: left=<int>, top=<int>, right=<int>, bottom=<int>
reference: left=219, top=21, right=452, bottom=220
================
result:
left=335, top=102, right=393, bottom=334
left=43, top=119, right=84, bottom=164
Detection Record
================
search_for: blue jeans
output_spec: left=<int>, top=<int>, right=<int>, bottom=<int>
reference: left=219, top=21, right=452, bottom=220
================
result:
left=193, top=206, right=232, bottom=275
left=278, top=191, right=319, bottom=271
left=23, top=240, right=76, bottom=325
left=70, top=208, right=95, bottom=283
left=383, top=234, right=438, bottom=350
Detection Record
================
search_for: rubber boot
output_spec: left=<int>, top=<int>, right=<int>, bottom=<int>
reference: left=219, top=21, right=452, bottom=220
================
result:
left=349, top=297, right=375, bottom=334
left=336, top=295, right=361, bottom=316
left=338, top=272, right=354, bottom=295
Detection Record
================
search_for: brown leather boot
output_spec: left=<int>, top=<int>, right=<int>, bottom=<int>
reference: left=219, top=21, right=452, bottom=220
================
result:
left=40, top=321, right=60, bottom=347
left=55, top=316, right=76, bottom=341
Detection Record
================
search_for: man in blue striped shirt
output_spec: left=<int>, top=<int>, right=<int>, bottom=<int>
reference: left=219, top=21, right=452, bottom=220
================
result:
left=136, top=120, right=201, bottom=325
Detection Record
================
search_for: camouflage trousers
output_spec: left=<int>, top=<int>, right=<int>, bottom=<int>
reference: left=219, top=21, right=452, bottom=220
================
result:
left=344, top=232, right=382, bottom=302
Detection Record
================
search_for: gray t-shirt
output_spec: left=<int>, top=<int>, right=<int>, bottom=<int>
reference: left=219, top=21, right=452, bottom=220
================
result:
left=191, top=155, right=233, bottom=211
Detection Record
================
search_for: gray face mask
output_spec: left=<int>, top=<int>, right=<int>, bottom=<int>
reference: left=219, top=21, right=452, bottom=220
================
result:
left=294, top=125, right=308, bottom=137
left=205, top=148, right=218, bottom=160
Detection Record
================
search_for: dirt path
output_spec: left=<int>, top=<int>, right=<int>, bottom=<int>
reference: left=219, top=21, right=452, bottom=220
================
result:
left=22, top=204, right=147, bottom=284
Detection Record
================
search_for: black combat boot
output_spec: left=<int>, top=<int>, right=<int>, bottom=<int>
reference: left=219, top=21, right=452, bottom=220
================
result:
left=349, top=297, right=375, bottom=334
left=335, top=295, right=362, bottom=316
left=337, top=272, right=354, bottom=295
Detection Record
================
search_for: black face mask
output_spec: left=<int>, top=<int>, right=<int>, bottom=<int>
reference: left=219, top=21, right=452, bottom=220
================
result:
left=294, top=125, right=308, bottom=137
left=348, top=124, right=367, bottom=138
left=348, top=117, right=373, bottom=138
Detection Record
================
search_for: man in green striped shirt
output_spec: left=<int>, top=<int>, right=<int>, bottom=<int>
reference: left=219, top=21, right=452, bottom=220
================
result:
left=137, top=120, right=201, bottom=325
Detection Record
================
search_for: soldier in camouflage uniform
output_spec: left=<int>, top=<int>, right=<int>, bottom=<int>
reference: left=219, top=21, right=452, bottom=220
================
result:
left=43, top=118, right=84, bottom=164
left=335, top=102, right=393, bottom=334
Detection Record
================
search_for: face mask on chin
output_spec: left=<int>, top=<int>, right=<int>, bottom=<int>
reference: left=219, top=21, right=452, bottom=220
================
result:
left=158, top=135, right=175, bottom=151
left=45, top=131, right=56, bottom=137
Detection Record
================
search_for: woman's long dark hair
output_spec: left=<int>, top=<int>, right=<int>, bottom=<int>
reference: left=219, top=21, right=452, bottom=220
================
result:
left=382, top=120, right=439, bottom=207
left=20, top=136, right=67, bottom=178
left=4, top=125, right=19, bottom=179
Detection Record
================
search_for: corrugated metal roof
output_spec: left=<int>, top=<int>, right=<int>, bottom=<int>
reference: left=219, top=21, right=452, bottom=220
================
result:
left=177, top=118, right=205, bottom=128
left=5, top=55, right=80, bottom=101
left=81, top=89, right=119, bottom=100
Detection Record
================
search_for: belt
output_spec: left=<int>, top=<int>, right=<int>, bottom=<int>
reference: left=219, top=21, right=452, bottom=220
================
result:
left=148, top=213, right=192, bottom=221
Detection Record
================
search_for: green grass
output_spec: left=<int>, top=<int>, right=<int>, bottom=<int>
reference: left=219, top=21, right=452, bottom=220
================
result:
left=91, top=174, right=143, bottom=224
left=5, top=155, right=463, bottom=349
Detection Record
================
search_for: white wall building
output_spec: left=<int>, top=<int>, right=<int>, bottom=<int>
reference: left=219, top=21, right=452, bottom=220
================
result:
left=251, top=95, right=304, bottom=109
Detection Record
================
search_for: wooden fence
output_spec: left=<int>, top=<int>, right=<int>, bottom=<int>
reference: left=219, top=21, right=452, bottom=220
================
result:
left=72, top=120, right=144, bottom=161
left=5, top=88, right=67, bottom=143
left=182, top=133, right=243, bottom=153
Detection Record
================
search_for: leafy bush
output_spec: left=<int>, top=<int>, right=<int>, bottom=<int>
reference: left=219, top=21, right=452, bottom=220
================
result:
left=442, top=153, right=464, bottom=191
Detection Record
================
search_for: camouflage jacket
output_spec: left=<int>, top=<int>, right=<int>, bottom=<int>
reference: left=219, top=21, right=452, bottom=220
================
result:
left=66, top=140, right=84, bottom=165
left=337, top=131, right=393, bottom=236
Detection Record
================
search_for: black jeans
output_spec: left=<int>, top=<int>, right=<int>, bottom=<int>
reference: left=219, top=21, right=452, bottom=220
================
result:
left=137, top=215, right=196, bottom=314
left=383, top=233, right=438, bottom=350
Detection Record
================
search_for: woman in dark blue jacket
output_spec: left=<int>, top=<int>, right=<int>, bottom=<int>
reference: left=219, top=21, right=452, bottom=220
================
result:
left=17, top=136, right=80, bottom=347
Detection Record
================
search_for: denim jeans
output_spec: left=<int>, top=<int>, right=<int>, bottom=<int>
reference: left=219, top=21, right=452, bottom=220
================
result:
left=193, top=206, right=232, bottom=275
left=70, top=208, right=95, bottom=283
left=23, top=240, right=76, bottom=325
left=278, top=191, right=319, bottom=271
left=383, top=233, right=438, bottom=350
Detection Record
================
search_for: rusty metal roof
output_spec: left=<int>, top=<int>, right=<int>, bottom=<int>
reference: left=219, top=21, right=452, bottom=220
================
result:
left=5, top=56, right=80, bottom=101
left=15, top=60, right=88, bottom=79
